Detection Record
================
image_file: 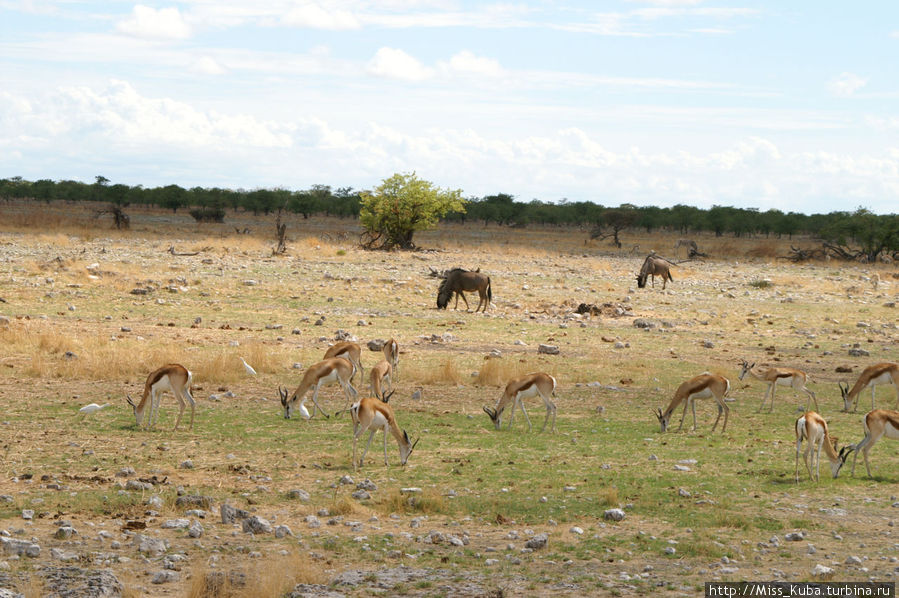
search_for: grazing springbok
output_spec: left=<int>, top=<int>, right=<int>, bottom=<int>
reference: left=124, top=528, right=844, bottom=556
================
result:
left=847, top=409, right=899, bottom=478
left=126, top=364, right=196, bottom=431
left=279, top=357, right=358, bottom=420
left=483, top=373, right=558, bottom=433
left=324, top=341, right=363, bottom=384
left=383, top=338, right=399, bottom=379
left=839, top=362, right=899, bottom=412
left=656, top=373, right=730, bottom=433
left=369, top=360, right=393, bottom=401
left=674, top=238, right=697, bottom=258
left=739, top=359, right=818, bottom=413
left=636, top=254, right=673, bottom=289
left=350, top=393, right=418, bottom=470
left=794, top=411, right=847, bottom=482
left=437, top=268, right=492, bottom=312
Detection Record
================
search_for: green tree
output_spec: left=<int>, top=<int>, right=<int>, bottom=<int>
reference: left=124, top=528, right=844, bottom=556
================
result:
left=360, top=172, right=465, bottom=249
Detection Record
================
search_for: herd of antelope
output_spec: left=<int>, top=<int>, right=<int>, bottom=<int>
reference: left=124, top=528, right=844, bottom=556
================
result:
left=120, top=256, right=897, bottom=480
left=655, top=360, right=899, bottom=482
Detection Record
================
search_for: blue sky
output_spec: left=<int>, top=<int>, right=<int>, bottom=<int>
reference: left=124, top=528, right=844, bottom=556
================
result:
left=1, top=1, right=897, bottom=214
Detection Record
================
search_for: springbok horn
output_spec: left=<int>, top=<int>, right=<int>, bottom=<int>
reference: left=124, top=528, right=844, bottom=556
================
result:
left=125, top=394, right=135, bottom=407
left=483, top=407, right=496, bottom=418
left=382, top=390, right=395, bottom=403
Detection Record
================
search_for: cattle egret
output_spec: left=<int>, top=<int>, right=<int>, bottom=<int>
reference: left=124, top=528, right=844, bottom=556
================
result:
left=240, top=357, right=257, bottom=376
left=79, top=403, right=109, bottom=417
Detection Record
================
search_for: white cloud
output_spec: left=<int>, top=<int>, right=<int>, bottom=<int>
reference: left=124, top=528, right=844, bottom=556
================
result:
left=828, top=72, right=867, bottom=97
left=441, top=51, right=502, bottom=77
left=192, top=56, right=227, bottom=75
left=366, top=47, right=433, bottom=81
left=117, top=5, right=192, bottom=40
left=281, top=2, right=361, bottom=30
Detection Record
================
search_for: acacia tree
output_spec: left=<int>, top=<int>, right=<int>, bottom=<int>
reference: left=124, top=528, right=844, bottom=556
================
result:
left=360, top=173, right=465, bottom=249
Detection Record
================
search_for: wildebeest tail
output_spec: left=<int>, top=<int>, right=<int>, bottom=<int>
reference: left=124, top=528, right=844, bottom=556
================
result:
left=487, top=277, right=492, bottom=303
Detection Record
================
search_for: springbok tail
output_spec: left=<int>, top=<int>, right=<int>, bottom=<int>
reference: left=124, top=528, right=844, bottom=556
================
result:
left=487, top=277, right=492, bottom=302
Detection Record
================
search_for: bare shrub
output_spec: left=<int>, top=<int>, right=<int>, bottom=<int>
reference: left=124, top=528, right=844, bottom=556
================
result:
left=476, top=358, right=527, bottom=387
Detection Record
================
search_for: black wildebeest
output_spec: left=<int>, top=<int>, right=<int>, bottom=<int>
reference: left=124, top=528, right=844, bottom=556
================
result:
left=636, top=254, right=673, bottom=289
left=436, top=268, right=492, bottom=312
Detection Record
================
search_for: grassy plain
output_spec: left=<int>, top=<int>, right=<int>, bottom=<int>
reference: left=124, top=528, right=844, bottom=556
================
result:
left=0, top=201, right=897, bottom=597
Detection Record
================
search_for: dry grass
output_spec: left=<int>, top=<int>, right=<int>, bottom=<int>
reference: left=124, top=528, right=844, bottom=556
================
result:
left=410, top=357, right=464, bottom=385
left=376, top=488, right=449, bottom=515
left=597, top=487, right=619, bottom=507
left=475, top=358, right=528, bottom=387
left=187, top=552, right=326, bottom=598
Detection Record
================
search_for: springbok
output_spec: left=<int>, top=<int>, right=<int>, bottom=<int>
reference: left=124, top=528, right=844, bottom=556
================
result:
left=369, top=360, right=393, bottom=401
left=483, top=373, right=558, bottom=433
left=383, top=338, right=399, bottom=379
left=636, top=254, right=673, bottom=289
left=656, top=373, right=730, bottom=433
left=324, top=341, right=363, bottom=384
left=794, top=411, right=847, bottom=482
left=350, top=393, right=419, bottom=470
left=126, top=364, right=196, bottom=431
left=839, top=362, right=899, bottom=412
left=738, top=359, right=818, bottom=413
left=437, top=268, right=492, bottom=312
left=279, top=357, right=358, bottom=420
left=847, top=409, right=899, bottom=478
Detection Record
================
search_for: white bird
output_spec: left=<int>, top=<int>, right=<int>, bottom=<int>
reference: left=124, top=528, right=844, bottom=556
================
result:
left=239, top=357, right=257, bottom=376
left=78, top=403, right=109, bottom=417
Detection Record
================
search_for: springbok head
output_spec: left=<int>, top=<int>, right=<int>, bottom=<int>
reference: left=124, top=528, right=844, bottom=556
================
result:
left=483, top=406, right=502, bottom=430
left=655, top=407, right=670, bottom=432
left=400, top=429, right=419, bottom=465
left=737, top=359, right=754, bottom=381
left=125, top=394, right=143, bottom=426
left=279, top=386, right=309, bottom=420
left=838, top=382, right=851, bottom=411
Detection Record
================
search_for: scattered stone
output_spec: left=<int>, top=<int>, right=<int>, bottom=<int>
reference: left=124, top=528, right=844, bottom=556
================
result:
left=242, top=516, right=273, bottom=535
left=0, top=537, right=40, bottom=557
left=673, top=465, right=691, bottom=472
left=846, top=555, right=863, bottom=566
left=351, top=490, right=370, bottom=501
left=175, top=495, right=212, bottom=510
left=848, top=348, right=870, bottom=357
left=38, top=567, right=122, bottom=597
left=179, top=460, right=193, bottom=469
left=678, top=488, right=691, bottom=498
left=603, top=509, right=626, bottom=522
left=525, top=533, right=548, bottom=550
left=54, top=527, right=75, bottom=540
left=21, top=510, right=33, bottom=521
left=188, top=521, right=204, bottom=538
left=570, top=527, right=584, bottom=535
left=152, top=570, right=180, bottom=584
left=367, top=339, right=386, bottom=351
left=161, top=519, right=190, bottom=530
left=220, top=504, right=250, bottom=525
left=274, top=525, right=293, bottom=539
left=135, top=534, right=168, bottom=557
left=812, top=564, right=833, bottom=577
left=287, top=489, right=311, bottom=501
left=785, top=531, right=805, bottom=541
left=339, top=475, right=354, bottom=486
left=356, top=479, right=377, bottom=491
left=537, top=344, right=560, bottom=355
left=633, top=318, right=656, bottom=329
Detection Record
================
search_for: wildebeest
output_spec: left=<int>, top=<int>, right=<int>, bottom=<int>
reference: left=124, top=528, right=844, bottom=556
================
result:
left=436, top=268, right=492, bottom=311
left=636, top=254, right=673, bottom=289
